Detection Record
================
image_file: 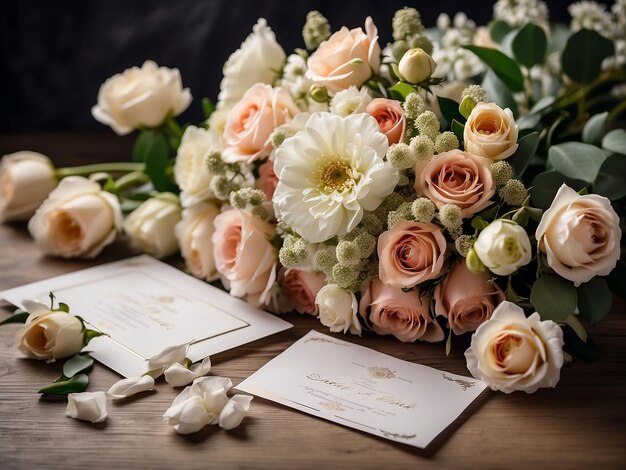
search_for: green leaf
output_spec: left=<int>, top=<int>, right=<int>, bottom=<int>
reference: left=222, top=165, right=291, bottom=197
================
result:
left=459, top=95, right=476, bottom=120
left=582, top=112, right=608, bottom=146
left=512, top=23, right=547, bottom=68
left=388, top=82, right=415, bottom=101
left=562, top=29, right=615, bottom=84
left=547, top=142, right=608, bottom=182
left=57, top=302, right=70, bottom=313
left=133, top=129, right=155, bottom=163
left=471, top=216, right=489, bottom=230
left=451, top=119, right=465, bottom=143
left=545, top=113, right=568, bottom=148
left=144, top=133, right=176, bottom=192
left=489, top=20, right=514, bottom=43
left=437, top=96, right=464, bottom=130
left=39, top=374, right=89, bottom=395
left=530, top=170, right=587, bottom=210
left=63, top=354, right=94, bottom=379
left=0, top=311, right=29, bottom=326
left=202, top=97, right=215, bottom=120
left=577, top=277, right=612, bottom=325
left=508, top=131, right=540, bottom=177
left=593, top=153, right=626, bottom=200
left=463, top=45, right=524, bottom=92
left=85, top=329, right=106, bottom=344
left=562, top=324, right=598, bottom=362
left=530, top=276, right=578, bottom=322
left=481, top=70, right=518, bottom=116
left=602, top=129, right=626, bottom=155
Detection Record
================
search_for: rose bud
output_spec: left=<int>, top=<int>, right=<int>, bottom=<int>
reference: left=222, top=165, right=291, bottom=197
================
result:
left=399, top=48, right=436, bottom=84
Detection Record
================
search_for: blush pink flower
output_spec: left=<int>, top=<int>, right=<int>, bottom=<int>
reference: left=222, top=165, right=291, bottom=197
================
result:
left=257, top=160, right=279, bottom=200
left=366, top=98, right=406, bottom=145
left=279, top=268, right=326, bottom=315
left=359, top=278, right=444, bottom=342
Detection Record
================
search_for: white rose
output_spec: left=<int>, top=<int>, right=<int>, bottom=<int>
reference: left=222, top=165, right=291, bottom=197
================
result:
left=329, top=86, right=373, bottom=116
left=217, top=19, right=286, bottom=108
left=92, top=60, right=192, bottom=135
left=174, top=126, right=221, bottom=207
left=474, top=219, right=532, bottom=276
left=398, top=48, right=437, bottom=84
left=465, top=301, right=564, bottom=393
left=108, top=375, right=155, bottom=399
left=175, top=202, right=220, bottom=281
left=315, top=284, right=362, bottom=336
left=164, top=357, right=212, bottom=387
left=464, top=102, right=519, bottom=161
left=0, top=151, right=57, bottom=222
left=146, top=342, right=190, bottom=378
left=536, top=184, right=621, bottom=286
left=123, top=194, right=182, bottom=258
left=66, top=392, right=108, bottom=423
left=16, top=300, right=85, bottom=360
left=28, top=176, right=122, bottom=259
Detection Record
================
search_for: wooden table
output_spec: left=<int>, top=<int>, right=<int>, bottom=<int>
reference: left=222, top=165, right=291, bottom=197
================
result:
left=0, top=134, right=625, bottom=469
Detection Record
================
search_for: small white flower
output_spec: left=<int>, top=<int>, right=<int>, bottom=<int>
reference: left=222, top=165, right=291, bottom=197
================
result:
left=66, top=391, right=108, bottom=423
left=474, top=219, right=532, bottom=276
left=108, top=375, right=155, bottom=399
left=329, top=86, right=372, bottom=117
left=315, top=284, right=362, bottom=336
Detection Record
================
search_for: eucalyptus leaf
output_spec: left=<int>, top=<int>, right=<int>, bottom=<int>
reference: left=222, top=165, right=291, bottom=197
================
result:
left=593, top=153, right=626, bottom=200
left=512, top=23, right=547, bottom=68
left=530, top=170, right=587, bottom=210
left=582, top=112, right=608, bottom=146
left=508, top=131, right=540, bottom=177
left=530, top=276, right=578, bottom=322
left=547, top=142, right=607, bottom=182
left=602, top=129, right=626, bottom=155
left=530, top=96, right=556, bottom=114
left=577, top=277, right=612, bottom=325
left=63, top=354, right=94, bottom=379
left=481, top=70, right=518, bottom=116
left=0, top=311, right=29, bottom=326
left=39, top=374, right=89, bottom=395
left=463, top=45, right=524, bottom=92
left=562, top=29, right=614, bottom=83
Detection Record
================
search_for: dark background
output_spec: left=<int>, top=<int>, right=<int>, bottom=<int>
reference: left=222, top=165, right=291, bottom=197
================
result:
left=0, top=0, right=602, bottom=132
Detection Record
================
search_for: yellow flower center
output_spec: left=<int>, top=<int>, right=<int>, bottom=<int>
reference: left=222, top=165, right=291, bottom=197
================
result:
left=503, top=236, right=521, bottom=261
left=315, top=159, right=355, bottom=193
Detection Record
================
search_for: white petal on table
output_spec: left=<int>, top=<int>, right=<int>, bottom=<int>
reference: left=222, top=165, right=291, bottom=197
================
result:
left=108, top=375, right=155, bottom=399
left=66, top=391, right=108, bottom=423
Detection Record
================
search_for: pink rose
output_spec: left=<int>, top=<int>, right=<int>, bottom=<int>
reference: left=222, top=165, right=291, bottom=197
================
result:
left=306, top=17, right=381, bottom=93
left=415, top=149, right=494, bottom=218
left=222, top=83, right=300, bottom=164
left=257, top=160, right=279, bottom=200
left=366, top=98, right=406, bottom=145
left=378, top=221, right=447, bottom=289
left=279, top=268, right=326, bottom=315
left=359, top=278, right=444, bottom=342
left=434, top=261, right=505, bottom=335
left=212, top=209, right=277, bottom=306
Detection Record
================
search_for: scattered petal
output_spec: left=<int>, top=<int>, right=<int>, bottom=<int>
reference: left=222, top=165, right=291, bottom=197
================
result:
left=66, top=391, right=107, bottom=423
left=218, top=394, right=253, bottom=430
left=108, top=375, right=155, bottom=399
left=164, top=363, right=197, bottom=387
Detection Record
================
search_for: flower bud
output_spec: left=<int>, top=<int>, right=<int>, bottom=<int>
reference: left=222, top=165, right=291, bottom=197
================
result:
left=398, top=48, right=436, bottom=84
left=309, top=84, right=330, bottom=103
left=466, top=247, right=486, bottom=273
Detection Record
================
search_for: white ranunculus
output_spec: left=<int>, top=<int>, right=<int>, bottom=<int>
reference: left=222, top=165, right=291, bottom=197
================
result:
left=175, top=202, right=220, bottom=281
left=16, top=300, right=85, bottom=360
left=329, top=86, right=373, bottom=117
left=92, top=60, right=191, bottom=135
left=164, top=356, right=211, bottom=387
left=465, top=301, right=564, bottom=393
left=536, top=184, right=621, bottom=286
left=174, top=126, right=221, bottom=207
left=66, top=392, right=108, bottom=423
left=464, top=102, right=519, bottom=161
left=146, top=342, right=190, bottom=378
left=398, top=48, right=437, bottom=84
left=123, top=194, right=182, bottom=258
left=474, top=219, right=532, bottom=276
left=217, top=19, right=286, bottom=108
left=0, top=151, right=57, bottom=222
left=108, top=375, right=155, bottom=399
left=273, top=113, right=398, bottom=243
left=28, top=176, right=122, bottom=258
left=315, top=284, right=362, bottom=336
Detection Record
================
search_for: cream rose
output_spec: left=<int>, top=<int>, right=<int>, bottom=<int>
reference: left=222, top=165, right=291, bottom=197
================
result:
left=92, top=60, right=192, bottom=135
left=315, top=284, right=362, bottom=335
left=465, top=301, right=564, bottom=393
left=535, top=184, right=621, bottom=286
left=279, top=268, right=326, bottom=315
left=16, top=300, right=85, bottom=360
left=222, top=84, right=300, bottom=164
left=212, top=209, right=277, bottom=307
left=306, top=17, right=381, bottom=93
left=366, top=98, right=406, bottom=145
left=0, top=151, right=57, bottom=222
left=474, top=219, right=532, bottom=276
left=123, top=194, right=182, bottom=259
left=434, top=261, right=505, bottom=335
left=415, top=149, right=495, bottom=218
left=360, top=278, right=444, bottom=343
left=174, top=126, right=221, bottom=207
left=464, top=102, right=519, bottom=161
left=217, top=18, right=286, bottom=107
left=28, top=176, right=122, bottom=258
left=378, top=221, right=447, bottom=289
left=175, top=202, right=220, bottom=281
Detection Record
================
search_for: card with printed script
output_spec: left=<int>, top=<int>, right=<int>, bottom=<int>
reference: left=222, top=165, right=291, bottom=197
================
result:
left=236, top=330, right=486, bottom=448
left=0, top=255, right=292, bottom=377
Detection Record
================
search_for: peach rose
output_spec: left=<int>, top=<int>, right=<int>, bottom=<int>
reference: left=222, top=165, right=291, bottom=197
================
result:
left=212, top=209, right=277, bottom=306
left=378, top=220, right=446, bottom=289
left=360, top=278, right=444, bottom=343
left=434, top=261, right=505, bottom=335
left=257, top=160, right=279, bottom=200
left=306, top=17, right=381, bottom=93
left=366, top=98, right=406, bottom=145
left=222, top=83, right=300, bottom=164
left=279, top=268, right=326, bottom=315
left=415, top=149, right=494, bottom=218
left=464, top=102, right=518, bottom=161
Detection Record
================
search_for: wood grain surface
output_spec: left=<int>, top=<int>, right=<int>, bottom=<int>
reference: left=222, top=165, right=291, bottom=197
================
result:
left=0, top=135, right=625, bottom=469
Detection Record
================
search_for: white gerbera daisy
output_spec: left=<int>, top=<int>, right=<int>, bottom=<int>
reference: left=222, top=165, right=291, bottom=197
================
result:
left=273, top=113, right=398, bottom=243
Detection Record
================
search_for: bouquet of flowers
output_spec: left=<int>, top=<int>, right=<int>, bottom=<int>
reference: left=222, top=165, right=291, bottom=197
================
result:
left=1, top=2, right=624, bottom=395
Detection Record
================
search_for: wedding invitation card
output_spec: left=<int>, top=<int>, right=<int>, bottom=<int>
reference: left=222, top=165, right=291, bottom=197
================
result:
left=1, top=255, right=292, bottom=377
left=236, top=330, right=487, bottom=448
